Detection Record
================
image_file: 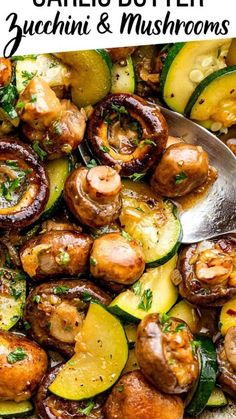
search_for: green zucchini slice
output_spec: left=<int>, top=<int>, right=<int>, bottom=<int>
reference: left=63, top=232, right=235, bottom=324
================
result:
left=161, top=39, right=232, bottom=113
left=42, top=156, right=72, bottom=220
left=15, top=54, right=71, bottom=93
left=120, top=180, right=182, bottom=267
left=0, top=400, right=33, bottom=417
left=186, top=336, right=218, bottom=416
left=0, top=269, right=26, bottom=331
left=109, top=256, right=178, bottom=322
left=206, top=387, right=228, bottom=408
left=185, top=66, right=236, bottom=131
left=111, top=56, right=135, bottom=94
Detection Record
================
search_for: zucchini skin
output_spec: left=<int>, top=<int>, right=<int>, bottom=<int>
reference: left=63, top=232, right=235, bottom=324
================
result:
left=186, top=336, right=217, bottom=416
left=0, top=400, right=33, bottom=418
left=160, top=43, right=185, bottom=95
left=185, top=65, right=236, bottom=116
left=146, top=236, right=181, bottom=268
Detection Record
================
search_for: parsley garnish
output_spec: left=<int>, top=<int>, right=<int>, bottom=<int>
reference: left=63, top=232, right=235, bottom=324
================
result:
left=175, top=323, right=186, bottom=333
left=86, top=159, right=97, bottom=169
left=175, top=171, right=187, bottom=184
left=53, top=286, right=70, bottom=295
left=90, top=256, right=97, bottom=267
left=16, top=101, right=25, bottom=109
left=53, top=121, right=62, bottom=136
left=10, top=287, right=22, bottom=300
left=128, top=173, right=145, bottom=182
left=30, top=94, right=37, bottom=103
left=117, top=384, right=124, bottom=392
left=21, top=70, right=37, bottom=86
left=138, top=289, right=153, bottom=311
left=23, top=321, right=31, bottom=330
left=100, top=145, right=110, bottom=153
left=132, top=281, right=142, bottom=296
left=33, top=295, right=41, bottom=304
left=160, top=313, right=172, bottom=333
left=56, top=250, right=70, bottom=266
left=79, top=400, right=94, bottom=416
left=81, top=291, right=93, bottom=302
left=140, top=139, right=156, bottom=147
left=33, top=141, right=47, bottom=160
left=7, top=347, right=28, bottom=364
left=111, top=104, right=128, bottom=115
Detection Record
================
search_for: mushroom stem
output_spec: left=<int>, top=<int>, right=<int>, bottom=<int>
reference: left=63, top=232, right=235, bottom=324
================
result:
left=85, top=166, right=122, bottom=203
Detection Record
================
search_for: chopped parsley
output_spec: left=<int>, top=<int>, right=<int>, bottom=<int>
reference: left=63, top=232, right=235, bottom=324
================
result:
left=7, top=347, right=28, bottom=364
left=117, top=384, right=124, bottom=392
left=90, top=256, right=97, bottom=267
left=21, top=70, right=37, bottom=86
left=10, top=287, right=22, bottom=301
left=33, top=295, right=41, bottom=304
left=132, top=281, right=142, bottom=296
left=86, top=159, right=97, bottom=169
left=128, top=173, right=145, bottom=182
left=23, top=321, right=31, bottom=330
left=175, top=171, right=187, bottom=184
left=160, top=313, right=172, bottom=333
left=190, top=340, right=201, bottom=353
left=33, top=141, right=47, bottom=161
left=140, top=139, right=156, bottom=147
left=79, top=400, right=94, bottom=416
left=16, top=101, right=25, bottom=110
left=100, top=145, right=110, bottom=153
left=175, top=323, right=186, bottom=333
left=111, top=104, right=128, bottom=115
left=11, top=54, right=37, bottom=61
left=81, top=291, right=93, bottom=302
left=135, top=207, right=144, bottom=212
left=138, top=289, right=153, bottom=312
left=30, top=94, right=37, bottom=103
left=53, top=286, right=70, bottom=295
left=53, top=121, right=62, bottom=136
left=121, top=230, right=133, bottom=241
left=56, top=250, right=70, bottom=266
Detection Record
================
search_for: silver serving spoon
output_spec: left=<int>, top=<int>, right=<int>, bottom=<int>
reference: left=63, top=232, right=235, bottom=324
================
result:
left=79, top=107, right=236, bottom=244
left=160, top=106, right=236, bottom=243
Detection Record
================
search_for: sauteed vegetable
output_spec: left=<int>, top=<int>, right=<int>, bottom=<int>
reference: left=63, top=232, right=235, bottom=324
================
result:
left=0, top=39, right=236, bottom=419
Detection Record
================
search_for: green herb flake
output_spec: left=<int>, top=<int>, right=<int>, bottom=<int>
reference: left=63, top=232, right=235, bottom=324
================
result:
left=168, top=358, right=176, bottom=365
left=121, top=230, right=133, bottom=241
left=33, top=141, right=47, bottom=161
left=111, top=104, right=128, bottom=115
left=117, top=384, right=124, bottom=392
left=190, top=340, right=201, bottom=353
left=21, top=70, right=37, bottom=86
left=10, top=315, right=19, bottom=323
left=135, top=207, right=144, bottom=213
left=7, top=347, right=28, bottom=364
left=132, top=281, right=142, bottom=296
left=56, top=250, right=70, bottom=266
left=86, top=159, right=97, bottom=169
left=53, top=286, right=70, bottom=295
left=100, top=145, right=110, bottom=153
left=138, top=289, right=153, bottom=312
left=90, top=256, right=97, bottom=267
left=140, top=139, right=156, bottom=147
left=175, top=171, right=187, bottom=184
left=16, top=101, right=25, bottom=110
left=53, top=121, right=62, bottom=136
left=79, top=400, right=94, bottom=416
left=30, top=94, right=37, bottom=103
left=33, top=295, right=41, bottom=304
left=23, top=321, right=31, bottom=330
left=81, top=291, right=93, bottom=302
left=10, top=287, right=22, bottom=301
left=175, top=323, right=186, bottom=333
left=128, top=173, right=145, bottom=182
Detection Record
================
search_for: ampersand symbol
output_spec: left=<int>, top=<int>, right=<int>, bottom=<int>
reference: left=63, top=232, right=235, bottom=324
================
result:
left=97, top=13, right=113, bottom=34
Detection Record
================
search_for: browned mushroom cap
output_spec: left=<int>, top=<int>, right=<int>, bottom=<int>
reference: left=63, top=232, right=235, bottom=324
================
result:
left=0, top=331, right=48, bottom=402
left=178, top=236, right=236, bottom=307
left=135, top=313, right=199, bottom=394
left=151, top=143, right=209, bottom=198
left=36, top=364, right=106, bottom=419
left=86, top=94, right=168, bottom=177
left=20, top=230, right=93, bottom=279
left=0, top=58, right=12, bottom=87
left=0, top=137, right=49, bottom=228
left=106, top=47, right=137, bottom=62
left=64, top=166, right=122, bottom=228
left=103, top=370, right=184, bottom=419
left=24, top=279, right=112, bottom=357
left=217, top=336, right=236, bottom=399
left=90, top=232, right=145, bottom=286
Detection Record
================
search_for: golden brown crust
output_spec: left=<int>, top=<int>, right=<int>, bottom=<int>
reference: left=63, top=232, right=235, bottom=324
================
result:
left=103, top=371, right=184, bottom=419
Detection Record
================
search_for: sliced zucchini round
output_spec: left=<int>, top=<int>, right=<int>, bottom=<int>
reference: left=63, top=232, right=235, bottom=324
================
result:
left=109, top=256, right=178, bottom=322
left=42, top=156, right=72, bottom=220
left=185, top=66, right=236, bottom=130
left=0, top=400, right=33, bottom=418
left=0, top=269, right=26, bottom=331
left=120, top=181, right=182, bottom=267
left=206, top=387, right=228, bottom=408
left=56, top=49, right=112, bottom=107
left=186, top=336, right=217, bottom=416
left=111, top=56, right=135, bottom=94
left=161, top=39, right=232, bottom=114
left=227, top=39, right=236, bottom=66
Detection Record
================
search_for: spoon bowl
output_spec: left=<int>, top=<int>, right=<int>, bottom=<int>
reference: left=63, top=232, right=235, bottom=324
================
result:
left=160, top=107, right=236, bottom=243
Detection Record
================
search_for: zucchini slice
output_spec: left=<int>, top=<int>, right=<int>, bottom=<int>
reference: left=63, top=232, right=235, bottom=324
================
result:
left=111, top=56, right=135, bottom=94
left=56, top=49, right=112, bottom=107
left=109, top=256, right=178, bottom=322
left=206, top=387, right=228, bottom=408
left=161, top=39, right=232, bottom=113
left=185, top=66, right=236, bottom=130
left=120, top=180, right=182, bottom=267
left=168, top=300, right=199, bottom=334
left=0, top=269, right=26, bottom=331
left=15, top=54, right=71, bottom=93
left=227, top=39, right=236, bottom=66
left=186, top=336, right=217, bottom=416
left=42, top=156, right=72, bottom=220
left=0, top=400, right=33, bottom=418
